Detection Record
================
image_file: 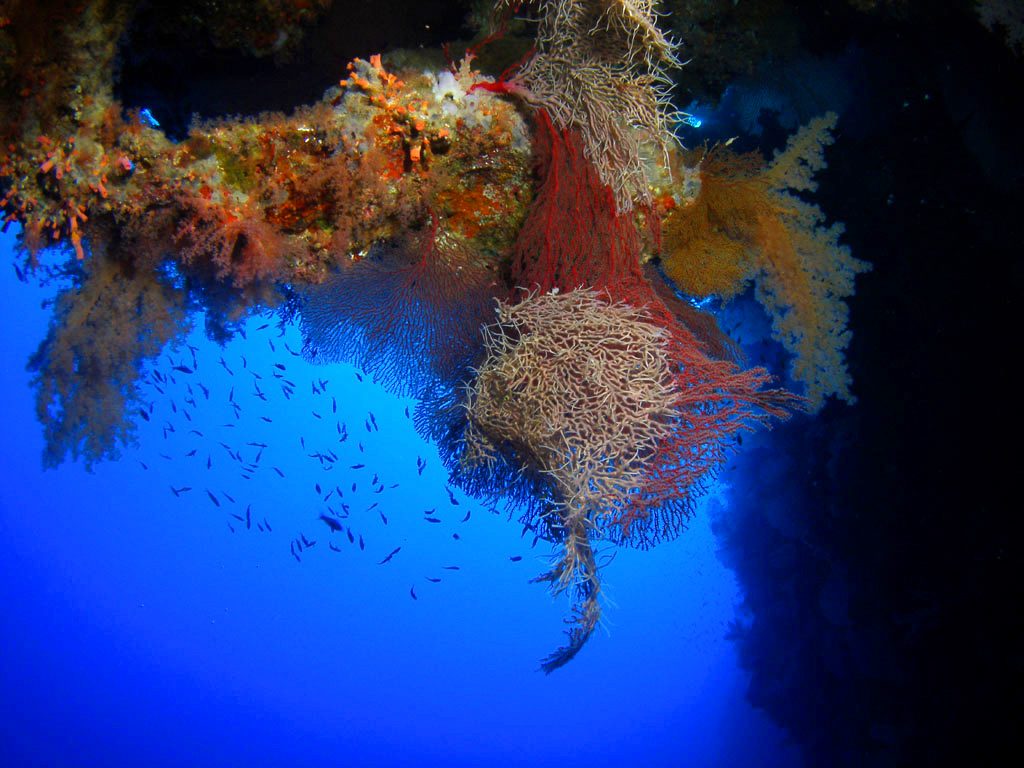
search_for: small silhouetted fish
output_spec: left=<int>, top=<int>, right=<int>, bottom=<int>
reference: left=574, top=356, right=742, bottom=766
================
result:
left=139, top=461, right=149, bottom=470
left=245, top=505, right=251, bottom=529
left=173, top=365, right=193, bottom=374
left=358, top=535, right=365, bottom=551
left=139, top=409, right=150, bottom=421
left=599, top=552, right=619, bottom=567
left=264, top=518, right=272, bottom=532
left=350, top=463, right=364, bottom=470
left=509, top=556, right=522, bottom=562
left=332, top=397, right=337, bottom=413
left=329, top=542, right=341, bottom=552
left=461, top=510, right=471, bottom=523
left=207, top=456, right=212, bottom=469
left=441, top=565, right=460, bottom=570
left=404, top=406, right=410, bottom=418
left=223, top=491, right=236, bottom=504
left=320, top=514, right=343, bottom=532
left=379, top=546, right=401, bottom=564
left=301, top=533, right=314, bottom=548
left=346, top=529, right=355, bottom=543
left=379, top=511, right=388, bottom=525
left=452, top=533, right=460, bottom=540
left=231, top=513, right=244, bottom=522
left=274, top=467, right=285, bottom=477
left=170, top=486, right=192, bottom=497
left=315, top=482, right=322, bottom=495
left=206, top=489, right=220, bottom=507
left=185, top=448, right=197, bottom=457
left=426, top=577, right=441, bottom=583
left=261, top=416, right=273, bottom=423
left=424, top=517, right=442, bottom=524
left=355, top=372, right=363, bottom=382
left=409, top=586, right=417, bottom=600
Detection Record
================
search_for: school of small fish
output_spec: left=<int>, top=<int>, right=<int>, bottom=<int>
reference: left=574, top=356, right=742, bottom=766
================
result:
left=136, top=320, right=535, bottom=601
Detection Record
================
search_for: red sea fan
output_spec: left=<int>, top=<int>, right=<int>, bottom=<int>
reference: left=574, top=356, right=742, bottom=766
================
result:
left=298, top=221, right=502, bottom=397
left=508, top=110, right=651, bottom=299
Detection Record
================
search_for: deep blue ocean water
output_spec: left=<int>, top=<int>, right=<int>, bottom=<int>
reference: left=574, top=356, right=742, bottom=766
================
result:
left=0, top=227, right=798, bottom=768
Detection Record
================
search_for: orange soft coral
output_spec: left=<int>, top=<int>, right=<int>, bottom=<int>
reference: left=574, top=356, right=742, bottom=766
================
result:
left=660, top=113, right=871, bottom=410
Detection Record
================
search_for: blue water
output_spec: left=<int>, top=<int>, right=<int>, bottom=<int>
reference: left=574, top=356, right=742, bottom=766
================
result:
left=0, top=227, right=797, bottom=768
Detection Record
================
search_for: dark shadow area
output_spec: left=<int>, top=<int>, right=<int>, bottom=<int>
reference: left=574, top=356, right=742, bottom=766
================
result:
left=705, top=1, right=1021, bottom=765
left=117, top=0, right=472, bottom=138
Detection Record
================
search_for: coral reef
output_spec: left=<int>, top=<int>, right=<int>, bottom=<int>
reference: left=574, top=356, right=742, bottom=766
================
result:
left=2, top=0, right=863, bottom=672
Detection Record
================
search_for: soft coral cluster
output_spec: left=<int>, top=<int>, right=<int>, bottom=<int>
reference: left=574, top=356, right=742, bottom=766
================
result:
left=28, top=242, right=190, bottom=469
left=660, top=113, right=870, bottom=410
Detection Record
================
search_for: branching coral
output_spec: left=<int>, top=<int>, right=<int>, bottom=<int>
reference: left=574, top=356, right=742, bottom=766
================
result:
left=462, top=288, right=793, bottom=670
left=660, top=113, right=871, bottom=410
left=487, top=0, right=681, bottom=212
left=463, top=289, right=679, bottom=670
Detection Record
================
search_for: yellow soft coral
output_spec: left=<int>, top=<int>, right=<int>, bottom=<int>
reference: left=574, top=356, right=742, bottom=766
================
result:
left=660, top=113, right=870, bottom=410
